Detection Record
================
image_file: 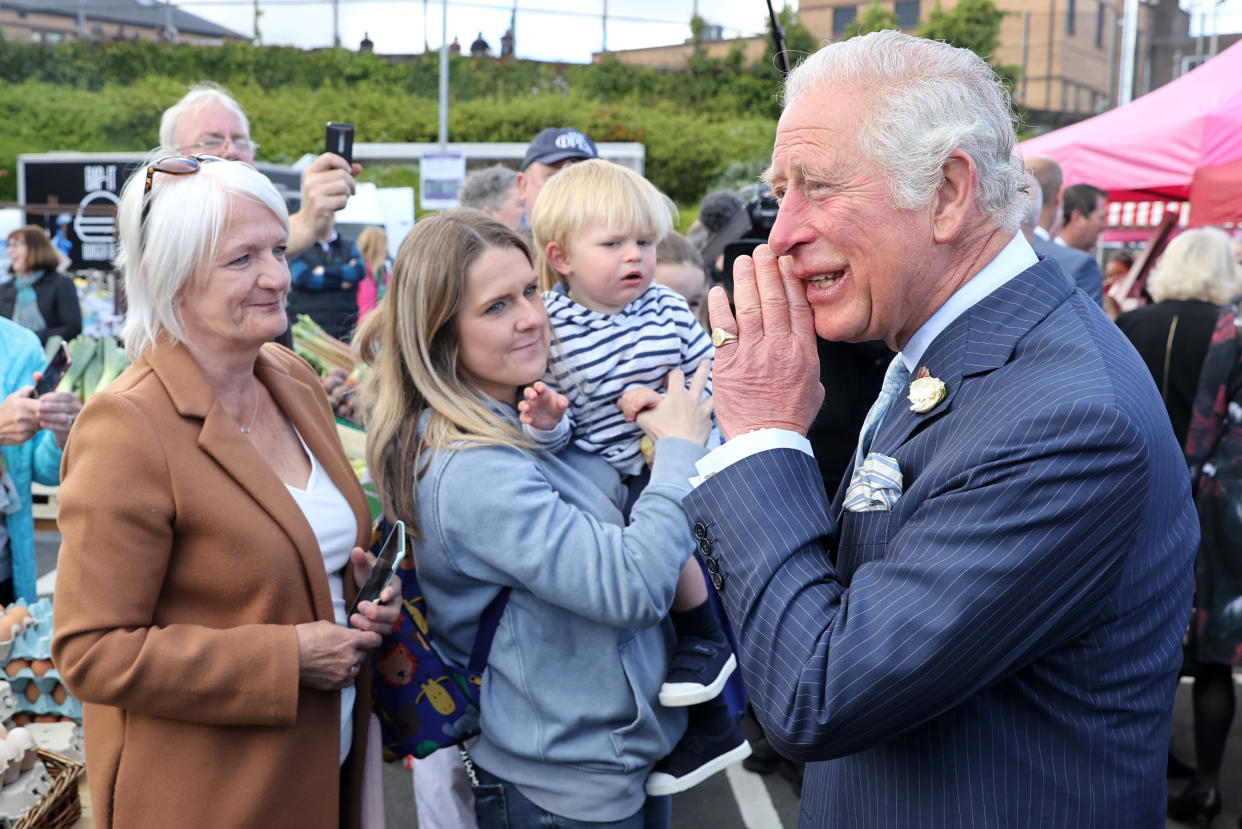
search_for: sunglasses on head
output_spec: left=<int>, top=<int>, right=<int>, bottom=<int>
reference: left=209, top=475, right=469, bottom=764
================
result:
left=141, top=154, right=227, bottom=230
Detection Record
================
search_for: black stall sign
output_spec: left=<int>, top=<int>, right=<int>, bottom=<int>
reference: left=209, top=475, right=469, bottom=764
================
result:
left=18, top=153, right=145, bottom=270
left=18, top=154, right=304, bottom=271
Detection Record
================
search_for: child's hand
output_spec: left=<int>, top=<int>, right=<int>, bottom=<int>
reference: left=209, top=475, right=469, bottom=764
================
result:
left=617, top=387, right=662, bottom=422
left=518, top=382, right=568, bottom=430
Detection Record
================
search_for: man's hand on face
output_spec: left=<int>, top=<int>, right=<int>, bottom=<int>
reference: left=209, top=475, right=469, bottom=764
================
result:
left=287, top=153, right=361, bottom=258
left=707, top=244, right=824, bottom=441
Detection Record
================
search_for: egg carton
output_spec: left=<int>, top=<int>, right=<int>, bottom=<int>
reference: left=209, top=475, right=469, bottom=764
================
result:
left=0, top=686, right=14, bottom=728
left=0, top=761, right=51, bottom=827
left=1, top=663, right=58, bottom=692
left=19, top=723, right=81, bottom=765
left=0, top=600, right=53, bottom=664
left=10, top=688, right=79, bottom=723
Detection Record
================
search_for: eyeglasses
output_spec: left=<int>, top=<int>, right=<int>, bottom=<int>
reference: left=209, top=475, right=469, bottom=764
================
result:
left=143, top=154, right=226, bottom=195
left=183, top=136, right=260, bottom=155
left=142, top=154, right=226, bottom=231
left=5, top=239, right=23, bottom=248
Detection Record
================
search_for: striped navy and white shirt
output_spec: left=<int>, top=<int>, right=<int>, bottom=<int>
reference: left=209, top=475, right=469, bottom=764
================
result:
left=541, top=284, right=713, bottom=476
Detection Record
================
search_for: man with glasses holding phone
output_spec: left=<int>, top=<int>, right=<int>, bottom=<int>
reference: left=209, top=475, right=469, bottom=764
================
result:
left=158, top=83, right=359, bottom=259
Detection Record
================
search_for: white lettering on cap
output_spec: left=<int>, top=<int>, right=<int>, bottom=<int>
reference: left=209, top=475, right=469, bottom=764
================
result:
left=554, top=131, right=592, bottom=153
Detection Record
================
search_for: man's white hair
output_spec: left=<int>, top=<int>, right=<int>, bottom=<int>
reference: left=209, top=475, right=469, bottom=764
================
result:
left=116, top=148, right=289, bottom=361
left=783, top=30, right=1027, bottom=233
left=158, top=82, right=251, bottom=151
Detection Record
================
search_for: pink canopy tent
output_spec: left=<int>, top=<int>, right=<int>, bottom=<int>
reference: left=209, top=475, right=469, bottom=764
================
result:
left=1018, top=39, right=1242, bottom=226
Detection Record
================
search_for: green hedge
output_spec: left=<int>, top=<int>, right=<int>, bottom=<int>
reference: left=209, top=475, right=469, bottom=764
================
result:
left=0, top=75, right=776, bottom=206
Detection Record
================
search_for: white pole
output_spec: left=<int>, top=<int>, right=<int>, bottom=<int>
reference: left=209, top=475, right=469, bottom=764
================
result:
left=1118, top=0, right=1139, bottom=104
left=1210, top=0, right=1222, bottom=58
left=439, top=0, right=449, bottom=150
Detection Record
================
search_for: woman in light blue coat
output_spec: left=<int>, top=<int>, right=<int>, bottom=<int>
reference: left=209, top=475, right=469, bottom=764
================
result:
left=0, top=316, right=80, bottom=602
left=357, top=210, right=714, bottom=828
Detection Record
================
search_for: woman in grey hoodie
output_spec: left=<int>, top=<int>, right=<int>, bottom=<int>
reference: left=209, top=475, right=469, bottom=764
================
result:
left=356, top=209, right=715, bottom=828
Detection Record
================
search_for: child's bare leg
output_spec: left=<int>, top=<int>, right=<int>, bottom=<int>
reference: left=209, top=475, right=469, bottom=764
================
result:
left=672, top=558, right=709, bottom=611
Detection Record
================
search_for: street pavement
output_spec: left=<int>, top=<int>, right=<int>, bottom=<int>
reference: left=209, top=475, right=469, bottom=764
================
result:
left=31, top=531, right=1238, bottom=828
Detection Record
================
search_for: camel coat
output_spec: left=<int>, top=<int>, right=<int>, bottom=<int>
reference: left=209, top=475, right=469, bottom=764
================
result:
left=51, top=342, right=372, bottom=829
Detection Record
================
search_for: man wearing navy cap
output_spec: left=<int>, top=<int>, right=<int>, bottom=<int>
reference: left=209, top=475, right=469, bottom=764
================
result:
left=516, top=127, right=598, bottom=220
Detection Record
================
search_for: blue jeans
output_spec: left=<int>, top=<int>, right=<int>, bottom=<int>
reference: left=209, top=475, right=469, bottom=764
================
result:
left=465, top=753, right=671, bottom=829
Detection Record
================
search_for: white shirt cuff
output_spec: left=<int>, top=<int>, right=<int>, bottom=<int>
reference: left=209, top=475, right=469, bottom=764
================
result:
left=690, top=428, right=814, bottom=487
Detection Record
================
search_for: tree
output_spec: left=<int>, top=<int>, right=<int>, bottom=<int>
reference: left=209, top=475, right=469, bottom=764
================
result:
left=844, top=3, right=900, bottom=39
left=918, top=0, right=1004, bottom=61
left=917, top=0, right=1020, bottom=90
left=762, top=4, right=819, bottom=73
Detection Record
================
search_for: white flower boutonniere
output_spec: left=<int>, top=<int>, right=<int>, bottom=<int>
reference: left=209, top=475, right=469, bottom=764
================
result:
left=908, top=368, right=946, bottom=414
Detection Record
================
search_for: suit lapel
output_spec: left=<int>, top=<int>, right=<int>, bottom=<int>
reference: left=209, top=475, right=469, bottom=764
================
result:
left=872, top=258, right=1073, bottom=457
left=147, top=342, right=361, bottom=621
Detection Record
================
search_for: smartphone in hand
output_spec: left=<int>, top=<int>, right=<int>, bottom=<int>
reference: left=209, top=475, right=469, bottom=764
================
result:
left=325, top=122, right=355, bottom=165
left=348, top=520, right=405, bottom=618
left=31, top=343, right=71, bottom=398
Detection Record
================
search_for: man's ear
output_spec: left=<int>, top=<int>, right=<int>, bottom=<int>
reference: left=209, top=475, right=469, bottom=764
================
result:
left=932, top=150, right=977, bottom=244
left=545, top=241, right=573, bottom=277
left=516, top=172, right=529, bottom=203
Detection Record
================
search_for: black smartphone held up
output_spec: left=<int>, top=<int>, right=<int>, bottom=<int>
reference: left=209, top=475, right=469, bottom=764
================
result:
left=348, top=520, right=406, bottom=618
left=31, top=343, right=71, bottom=398
left=325, top=122, right=355, bottom=165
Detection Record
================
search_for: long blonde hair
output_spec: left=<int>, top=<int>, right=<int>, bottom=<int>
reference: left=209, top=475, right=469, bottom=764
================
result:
left=355, top=209, right=536, bottom=536
left=357, top=226, right=388, bottom=282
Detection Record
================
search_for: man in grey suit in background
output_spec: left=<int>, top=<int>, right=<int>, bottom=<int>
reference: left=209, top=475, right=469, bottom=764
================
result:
left=1026, top=156, right=1105, bottom=304
left=683, top=31, right=1195, bottom=827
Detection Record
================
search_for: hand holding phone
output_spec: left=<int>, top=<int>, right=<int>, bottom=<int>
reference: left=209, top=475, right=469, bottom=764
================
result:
left=348, top=520, right=406, bottom=618
left=326, top=122, right=355, bottom=166
left=31, top=343, right=71, bottom=398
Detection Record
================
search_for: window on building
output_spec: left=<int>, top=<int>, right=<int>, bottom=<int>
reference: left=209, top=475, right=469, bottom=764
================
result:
left=896, top=1, right=920, bottom=28
left=833, top=5, right=858, bottom=35
left=1095, top=2, right=1105, bottom=46
left=1066, top=0, right=1076, bottom=34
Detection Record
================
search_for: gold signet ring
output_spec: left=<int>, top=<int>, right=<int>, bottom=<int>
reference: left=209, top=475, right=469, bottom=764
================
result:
left=711, top=327, right=740, bottom=348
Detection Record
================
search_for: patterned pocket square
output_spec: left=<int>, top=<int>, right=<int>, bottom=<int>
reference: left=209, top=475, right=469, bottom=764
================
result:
left=843, top=453, right=903, bottom=512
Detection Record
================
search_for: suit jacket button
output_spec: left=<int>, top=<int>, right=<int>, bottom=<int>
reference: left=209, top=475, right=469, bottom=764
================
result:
left=711, top=570, right=725, bottom=591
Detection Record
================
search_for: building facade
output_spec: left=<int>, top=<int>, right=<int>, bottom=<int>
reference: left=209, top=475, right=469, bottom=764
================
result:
left=0, top=0, right=246, bottom=46
left=596, top=0, right=1192, bottom=118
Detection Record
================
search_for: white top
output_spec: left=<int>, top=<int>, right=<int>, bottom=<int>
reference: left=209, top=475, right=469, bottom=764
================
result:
left=692, top=232, right=1037, bottom=484
left=284, top=430, right=357, bottom=766
left=542, top=283, right=714, bottom=476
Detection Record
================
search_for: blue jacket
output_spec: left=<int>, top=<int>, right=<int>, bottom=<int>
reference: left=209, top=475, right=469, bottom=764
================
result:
left=413, top=411, right=702, bottom=821
left=288, top=235, right=366, bottom=342
left=1033, top=237, right=1105, bottom=305
left=1, top=318, right=63, bottom=600
left=683, top=260, right=1196, bottom=827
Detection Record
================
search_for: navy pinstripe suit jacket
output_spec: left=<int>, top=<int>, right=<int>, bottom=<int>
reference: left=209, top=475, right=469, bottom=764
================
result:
left=683, top=260, right=1198, bottom=828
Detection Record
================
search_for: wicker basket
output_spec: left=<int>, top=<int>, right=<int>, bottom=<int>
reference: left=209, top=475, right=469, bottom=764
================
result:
left=13, top=750, right=84, bottom=829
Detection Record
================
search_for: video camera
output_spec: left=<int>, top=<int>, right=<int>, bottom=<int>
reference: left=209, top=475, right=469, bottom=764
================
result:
left=716, top=186, right=780, bottom=295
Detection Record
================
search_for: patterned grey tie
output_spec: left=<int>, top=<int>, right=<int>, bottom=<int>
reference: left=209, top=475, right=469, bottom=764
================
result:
left=852, top=354, right=909, bottom=474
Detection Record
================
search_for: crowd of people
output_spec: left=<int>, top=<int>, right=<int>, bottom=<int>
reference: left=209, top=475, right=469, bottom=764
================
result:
left=0, top=26, right=1240, bottom=829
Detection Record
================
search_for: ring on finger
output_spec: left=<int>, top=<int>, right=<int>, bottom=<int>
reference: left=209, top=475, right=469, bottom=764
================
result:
left=711, top=327, right=739, bottom=348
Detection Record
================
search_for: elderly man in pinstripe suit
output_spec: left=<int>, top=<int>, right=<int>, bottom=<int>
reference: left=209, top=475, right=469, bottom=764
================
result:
left=683, top=31, right=1197, bottom=828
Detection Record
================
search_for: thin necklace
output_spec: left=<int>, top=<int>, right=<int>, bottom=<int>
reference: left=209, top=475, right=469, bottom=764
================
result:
left=240, top=381, right=260, bottom=434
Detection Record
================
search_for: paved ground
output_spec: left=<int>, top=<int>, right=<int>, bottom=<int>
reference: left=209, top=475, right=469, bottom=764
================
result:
left=32, top=531, right=1240, bottom=828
